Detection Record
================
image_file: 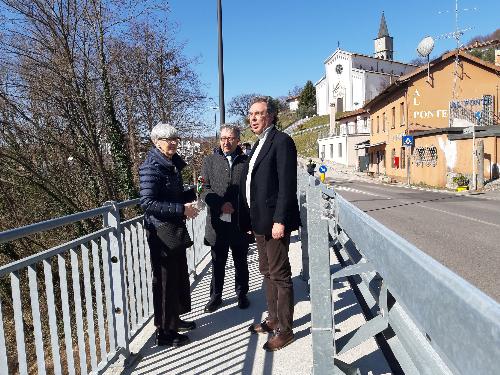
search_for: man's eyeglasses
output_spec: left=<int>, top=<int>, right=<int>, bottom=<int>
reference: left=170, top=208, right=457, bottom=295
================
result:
left=220, top=137, right=237, bottom=142
left=158, top=137, right=180, bottom=144
left=247, top=111, right=267, bottom=118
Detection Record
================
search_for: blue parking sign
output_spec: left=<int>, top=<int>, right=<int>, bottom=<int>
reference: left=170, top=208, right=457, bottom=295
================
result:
left=319, top=165, right=327, bottom=173
left=402, top=135, right=414, bottom=147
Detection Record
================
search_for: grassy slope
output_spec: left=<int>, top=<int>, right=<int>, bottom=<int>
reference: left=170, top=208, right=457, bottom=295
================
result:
left=241, top=114, right=330, bottom=158
left=291, top=115, right=329, bottom=158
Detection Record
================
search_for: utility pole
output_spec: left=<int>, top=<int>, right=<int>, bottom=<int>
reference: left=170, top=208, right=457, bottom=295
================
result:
left=216, top=0, right=225, bottom=125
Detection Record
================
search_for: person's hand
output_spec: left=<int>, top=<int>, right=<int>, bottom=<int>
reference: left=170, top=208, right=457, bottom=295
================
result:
left=184, top=203, right=199, bottom=219
left=272, top=223, right=285, bottom=240
left=221, top=202, right=235, bottom=214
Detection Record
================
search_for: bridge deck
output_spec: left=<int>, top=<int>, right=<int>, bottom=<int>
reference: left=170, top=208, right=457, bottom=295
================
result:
left=105, top=235, right=390, bottom=375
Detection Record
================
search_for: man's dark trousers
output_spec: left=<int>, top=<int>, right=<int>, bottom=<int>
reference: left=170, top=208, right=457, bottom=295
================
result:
left=209, top=222, right=249, bottom=300
left=254, top=233, right=294, bottom=334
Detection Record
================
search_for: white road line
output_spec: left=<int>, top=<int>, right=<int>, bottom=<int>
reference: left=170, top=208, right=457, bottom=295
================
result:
left=334, top=186, right=392, bottom=199
left=418, top=204, right=500, bottom=228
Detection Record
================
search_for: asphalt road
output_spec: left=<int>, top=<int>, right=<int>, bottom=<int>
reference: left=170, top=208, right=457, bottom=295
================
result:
left=328, top=177, right=500, bottom=302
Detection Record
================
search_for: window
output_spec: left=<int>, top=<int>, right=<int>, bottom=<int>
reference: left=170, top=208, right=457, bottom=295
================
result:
left=321, top=145, right=325, bottom=159
left=400, top=102, right=405, bottom=126
left=400, top=147, right=406, bottom=169
left=354, top=119, right=357, bottom=134
left=377, top=116, right=380, bottom=133
left=391, top=148, right=396, bottom=168
left=330, top=144, right=334, bottom=158
left=391, top=107, right=395, bottom=129
left=382, top=112, right=386, bottom=132
left=371, top=117, right=374, bottom=134
left=338, top=143, right=343, bottom=158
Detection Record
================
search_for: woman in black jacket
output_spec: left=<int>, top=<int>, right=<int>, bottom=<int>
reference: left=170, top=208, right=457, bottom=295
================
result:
left=139, top=122, right=199, bottom=347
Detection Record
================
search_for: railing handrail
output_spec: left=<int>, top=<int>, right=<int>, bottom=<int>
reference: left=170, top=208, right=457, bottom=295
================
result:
left=0, top=199, right=140, bottom=244
left=0, top=227, right=113, bottom=277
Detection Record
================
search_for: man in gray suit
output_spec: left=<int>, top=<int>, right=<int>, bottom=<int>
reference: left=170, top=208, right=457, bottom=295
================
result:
left=200, top=125, right=250, bottom=313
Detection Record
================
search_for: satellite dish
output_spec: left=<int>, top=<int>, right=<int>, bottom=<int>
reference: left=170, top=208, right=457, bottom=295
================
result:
left=417, top=36, right=435, bottom=57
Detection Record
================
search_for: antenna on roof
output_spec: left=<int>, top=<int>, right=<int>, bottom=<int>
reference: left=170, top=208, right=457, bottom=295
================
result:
left=435, top=0, right=477, bottom=98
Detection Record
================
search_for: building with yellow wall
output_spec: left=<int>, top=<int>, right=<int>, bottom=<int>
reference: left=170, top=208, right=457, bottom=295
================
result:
left=364, top=50, right=500, bottom=188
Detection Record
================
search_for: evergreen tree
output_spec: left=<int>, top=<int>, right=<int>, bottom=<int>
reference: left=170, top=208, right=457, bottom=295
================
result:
left=298, top=80, right=316, bottom=118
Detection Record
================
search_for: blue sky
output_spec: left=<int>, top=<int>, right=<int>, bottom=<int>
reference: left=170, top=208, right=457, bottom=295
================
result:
left=167, top=0, right=499, bottom=127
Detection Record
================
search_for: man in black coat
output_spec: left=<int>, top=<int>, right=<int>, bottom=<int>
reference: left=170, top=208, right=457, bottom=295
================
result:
left=241, top=96, right=300, bottom=352
left=200, top=125, right=250, bottom=313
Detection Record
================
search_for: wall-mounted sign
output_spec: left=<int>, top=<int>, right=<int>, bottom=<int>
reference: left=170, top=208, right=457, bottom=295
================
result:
left=402, top=135, right=414, bottom=147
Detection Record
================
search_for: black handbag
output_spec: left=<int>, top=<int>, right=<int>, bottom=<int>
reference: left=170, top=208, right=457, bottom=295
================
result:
left=156, top=220, right=194, bottom=256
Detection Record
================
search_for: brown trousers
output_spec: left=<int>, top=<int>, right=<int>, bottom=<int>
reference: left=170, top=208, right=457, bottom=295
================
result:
left=254, top=233, right=294, bottom=333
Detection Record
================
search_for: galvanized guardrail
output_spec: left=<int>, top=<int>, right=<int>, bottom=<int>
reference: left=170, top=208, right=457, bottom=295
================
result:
left=0, top=200, right=209, bottom=375
left=299, top=173, right=500, bottom=375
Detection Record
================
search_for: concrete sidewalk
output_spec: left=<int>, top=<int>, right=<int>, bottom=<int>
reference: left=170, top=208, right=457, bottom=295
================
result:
left=105, top=234, right=390, bottom=375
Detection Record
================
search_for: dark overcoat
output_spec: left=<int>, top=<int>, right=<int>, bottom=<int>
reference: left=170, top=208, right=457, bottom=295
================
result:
left=240, top=127, right=300, bottom=236
left=139, top=147, right=194, bottom=330
left=200, top=146, right=248, bottom=246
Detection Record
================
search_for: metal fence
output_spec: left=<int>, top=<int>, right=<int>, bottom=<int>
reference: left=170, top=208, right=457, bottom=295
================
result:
left=299, top=173, right=500, bottom=375
left=0, top=200, right=209, bottom=375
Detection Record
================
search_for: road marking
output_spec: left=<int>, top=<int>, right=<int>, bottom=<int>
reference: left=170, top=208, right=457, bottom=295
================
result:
left=334, top=186, right=392, bottom=199
left=418, top=204, right=500, bottom=228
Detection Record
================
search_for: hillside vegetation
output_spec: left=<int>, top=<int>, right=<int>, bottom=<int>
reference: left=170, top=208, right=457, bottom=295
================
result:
left=241, top=114, right=330, bottom=158
left=291, top=115, right=329, bottom=158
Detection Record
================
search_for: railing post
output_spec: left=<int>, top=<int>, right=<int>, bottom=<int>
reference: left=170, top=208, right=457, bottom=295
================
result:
left=103, top=201, right=130, bottom=355
left=299, top=189, right=309, bottom=281
left=307, top=181, right=336, bottom=374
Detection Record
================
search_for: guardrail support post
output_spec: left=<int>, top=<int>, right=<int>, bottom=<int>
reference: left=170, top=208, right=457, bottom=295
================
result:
left=299, top=189, right=309, bottom=281
left=307, top=182, right=336, bottom=374
left=104, top=201, right=130, bottom=355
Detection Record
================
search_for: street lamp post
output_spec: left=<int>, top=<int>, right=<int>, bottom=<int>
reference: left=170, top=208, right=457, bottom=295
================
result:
left=212, top=106, right=219, bottom=137
left=216, top=0, right=225, bottom=125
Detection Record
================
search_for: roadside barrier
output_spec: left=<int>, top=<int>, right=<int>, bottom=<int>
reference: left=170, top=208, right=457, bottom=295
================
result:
left=299, top=173, right=500, bottom=374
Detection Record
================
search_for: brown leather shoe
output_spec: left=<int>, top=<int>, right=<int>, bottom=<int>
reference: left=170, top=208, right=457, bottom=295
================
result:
left=248, top=319, right=277, bottom=334
left=263, top=331, right=294, bottom=351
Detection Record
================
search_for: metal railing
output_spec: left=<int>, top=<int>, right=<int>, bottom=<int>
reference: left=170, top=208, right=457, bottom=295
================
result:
left=299, top=173, right=500, bottom=375
left=0, top=200, right=209, bottom=374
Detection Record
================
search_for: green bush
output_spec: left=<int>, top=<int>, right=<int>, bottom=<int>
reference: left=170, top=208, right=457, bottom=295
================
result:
left=452, top=174, right=469, bottom=186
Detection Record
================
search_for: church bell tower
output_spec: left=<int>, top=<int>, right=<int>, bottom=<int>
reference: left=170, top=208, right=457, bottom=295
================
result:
left=374, top=11, right=393, bottom=60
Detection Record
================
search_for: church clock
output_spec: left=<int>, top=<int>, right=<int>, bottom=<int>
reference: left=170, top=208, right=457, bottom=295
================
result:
left=335, top=64, right=343, bottom=74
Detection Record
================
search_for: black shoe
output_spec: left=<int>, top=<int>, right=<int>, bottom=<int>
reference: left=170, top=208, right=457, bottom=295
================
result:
left=157, top=330, right=190, bottom=347
left=204, top=297, right=223, bottom=313
left=177, top=319, right=196, bottom=332
left=237, top=295, right=250, bottom=309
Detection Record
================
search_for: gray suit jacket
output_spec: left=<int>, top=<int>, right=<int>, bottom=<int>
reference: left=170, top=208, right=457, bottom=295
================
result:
left=200, top=146, right=248, bottom=246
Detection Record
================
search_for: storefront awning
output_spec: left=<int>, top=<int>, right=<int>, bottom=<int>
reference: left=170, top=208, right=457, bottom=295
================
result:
left=367, top=141, right=386, bottom=148
left=354, top=141, right=370, bottom=150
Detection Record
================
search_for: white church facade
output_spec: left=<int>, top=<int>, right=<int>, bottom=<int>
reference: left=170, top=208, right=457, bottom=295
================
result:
left=315, top=12, right=417, bottom=126
left=316, top=12, right=418, bottom=167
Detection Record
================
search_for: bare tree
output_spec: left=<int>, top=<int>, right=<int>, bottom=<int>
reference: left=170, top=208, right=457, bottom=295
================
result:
left=227, top=93, right=262, bottom=123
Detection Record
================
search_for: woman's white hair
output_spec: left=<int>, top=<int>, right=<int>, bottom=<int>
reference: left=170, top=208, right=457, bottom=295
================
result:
left=150, top=122, right=179, bottom=143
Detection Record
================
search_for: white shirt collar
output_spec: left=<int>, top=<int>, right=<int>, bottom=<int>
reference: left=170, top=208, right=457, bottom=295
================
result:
left=258, top=125, right=274, bottom=140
